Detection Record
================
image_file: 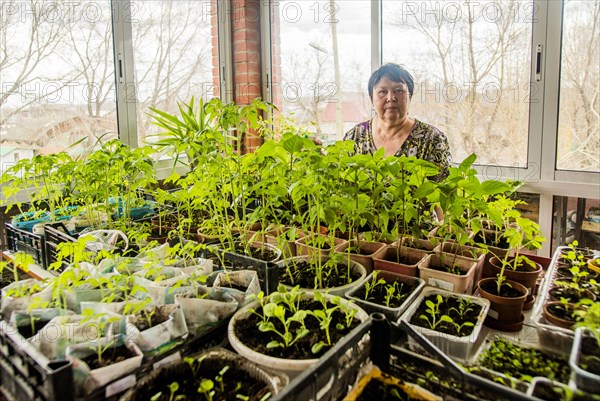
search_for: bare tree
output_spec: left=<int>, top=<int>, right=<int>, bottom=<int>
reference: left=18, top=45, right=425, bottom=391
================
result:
left=558, top=0, right=600, bottom=170
left=65, top=11, right=115, bottom=118
left=133, top=1, right=212, bottom=137
left=0, top=0, right=72, bottom=125
left=389, top=0, right=529, bottom=164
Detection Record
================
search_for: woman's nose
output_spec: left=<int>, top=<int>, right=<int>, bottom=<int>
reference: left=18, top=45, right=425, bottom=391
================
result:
left=387, top=93, right=396, bottom=102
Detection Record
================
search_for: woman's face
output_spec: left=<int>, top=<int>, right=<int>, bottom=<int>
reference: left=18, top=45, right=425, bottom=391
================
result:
left=372, top=76, right=411, bottom=123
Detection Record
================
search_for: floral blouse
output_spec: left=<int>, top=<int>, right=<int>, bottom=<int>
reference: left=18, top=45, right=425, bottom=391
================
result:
left=343, top=118, right=452, bottom=181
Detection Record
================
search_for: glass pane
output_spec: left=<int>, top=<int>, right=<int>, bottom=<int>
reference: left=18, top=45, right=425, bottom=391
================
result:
left=382, top=0, right=534, bottom=166
left=132, top=1, right=215, bottom=144
left=1, top=0, right=116, bottom=165
left=556, top=1, right=600, bottom=172
left=272, top=0, right=372, bottom=144
left=552, top=196, right=600, bottom=251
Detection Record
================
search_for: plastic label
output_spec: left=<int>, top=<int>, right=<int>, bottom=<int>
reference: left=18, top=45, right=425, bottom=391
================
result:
left=153, top=351, right=181, bottom=370
left=428, top=278, right=454, bottom=292
left=105, top=374, right=136, bottom=398
left=488, top=309, right=499, bottom=320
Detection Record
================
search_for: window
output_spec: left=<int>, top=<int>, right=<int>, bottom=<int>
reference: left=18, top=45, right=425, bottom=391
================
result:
left=272, top=0, right=373, bottom=144
left=556, top=0, right=599, bottom=172
left=131, top=1, right=215, bottom=145
left=1, top=0, right=117, bottom=155
left=382, top=0, right=535, bottom=166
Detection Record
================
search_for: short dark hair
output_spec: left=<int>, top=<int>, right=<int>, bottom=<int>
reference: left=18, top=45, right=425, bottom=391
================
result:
left=368, top=63, right=415, bottom=100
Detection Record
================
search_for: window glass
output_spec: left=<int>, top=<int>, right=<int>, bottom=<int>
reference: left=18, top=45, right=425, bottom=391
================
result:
left=556, top=1, right=599, bottom=172
left=552, top=196, right=600, bottom=251
left=382, top=0, right=534, bottom=166
left=132, top=1, right=215, bottom=145
left=1, top=0, right=116, bottom=168
left=272, top=0, right=372, bottom=144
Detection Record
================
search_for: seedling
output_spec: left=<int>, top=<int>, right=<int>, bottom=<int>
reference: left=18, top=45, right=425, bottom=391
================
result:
left=419, top=294, right=452, bottom=331
left=80, top=310, right=122, bottom=366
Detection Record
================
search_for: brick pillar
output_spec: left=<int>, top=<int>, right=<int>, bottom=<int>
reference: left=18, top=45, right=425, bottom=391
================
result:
left=210, top=0, right=282, bottom=153
left=232, top=0, right=262, bottom=152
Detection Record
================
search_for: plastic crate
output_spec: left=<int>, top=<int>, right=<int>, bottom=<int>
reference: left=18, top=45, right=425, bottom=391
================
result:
left=83, top=320, right=229, bottom=401
left=4, top=223, right=45, bottom=266
left=371, top=316, right=543, bottom=401
left=268, top=318, right=372, bottom=401
left=1, top=317, right=228, bottom=401
left=0, top=320, right=74, bottom=401
left=43, top=222, right=78, bottom=272
left=202, top=247, right=280, bottom=295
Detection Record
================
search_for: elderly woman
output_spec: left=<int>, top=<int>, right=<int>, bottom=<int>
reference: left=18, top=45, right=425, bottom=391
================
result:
left=344, top=63, right=452, bottom=181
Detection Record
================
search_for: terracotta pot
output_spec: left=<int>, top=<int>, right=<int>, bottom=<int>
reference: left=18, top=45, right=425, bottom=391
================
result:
left=477, top=278, right=527, bottom=325
left=543, top=301, right=578, bottom=330
left=417, top=253, right=478, bottom=294
left=295, top=234, right=347, bottom=258
left=400, top=237, right=440, bottom=253
left=489, top=256, right=542, bottom=290
left=548, top=285, right=596, bottom=303
left=334, top=239, right=385, bottom=274
left=372, top=245, right=428, bottom=277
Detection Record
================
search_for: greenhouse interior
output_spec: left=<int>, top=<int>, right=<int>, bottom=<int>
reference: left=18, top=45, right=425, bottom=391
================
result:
left=0, top=1, right=599, bottom=400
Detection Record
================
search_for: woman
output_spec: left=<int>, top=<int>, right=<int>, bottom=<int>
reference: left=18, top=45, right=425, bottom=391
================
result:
left=344, top=63, right=452, bottom=181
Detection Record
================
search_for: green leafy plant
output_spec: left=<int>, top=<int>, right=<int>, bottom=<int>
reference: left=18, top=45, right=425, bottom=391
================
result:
left=418, top=294, right=453, bottom=331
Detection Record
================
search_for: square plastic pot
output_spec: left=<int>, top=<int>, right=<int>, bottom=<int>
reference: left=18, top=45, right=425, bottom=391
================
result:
left=417, top=253, right=478, bottom=294
left=400, top=287, right=490, bottom=361
left=345, top=270, right=425, bottom=321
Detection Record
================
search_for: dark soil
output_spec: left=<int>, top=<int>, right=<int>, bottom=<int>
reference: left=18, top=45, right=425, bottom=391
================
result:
left=278, top=260, right=361, bottom=289
left=215, top=281, right=248, bottom=292
left=133, top=312, right=170, bottom=332
left=545, top=303, right=578, bottom=324
left=427, top=262, right=466, bottom=275
left=380, top=248, right=421, bottom=265
left=548, top=287, right=591, bottom=303
left=81, top=344, right=136, bottom=370
left=354, top=376, right=414, bottom=401
left=480, top=280, right=524, bottom=297
left=231, top=243, right=278, bottom=262
left=473, top=231, right=510, bottom=249
left=16, top=319, right=51, bottom=338
left=347, top=246, right=375, bottom=256
left=234, top=299, right=361, bottom=359
left=129, top=357, right=271, bottom=401
left=579, top=336, right=600, bottom=375
left=408, top=294, right=482, bottom=337
left=353, top=279, right=417, bottom=308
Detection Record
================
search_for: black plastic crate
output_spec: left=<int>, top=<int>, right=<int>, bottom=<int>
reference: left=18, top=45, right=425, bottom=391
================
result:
left=269, top=317, right=372, bottom=401
left=43, top=222, right=78, bottom=272
left=84, top=319, right=229, bottom=401
left=202, top=246, right=280, bottom=295
left=0, top=320, right=74, bottom=401
left=372, top=317, right=543, bottom=401
left=4, top=223, right=45, bottom=266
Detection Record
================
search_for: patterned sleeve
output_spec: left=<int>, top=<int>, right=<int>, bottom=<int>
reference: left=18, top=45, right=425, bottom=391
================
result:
left=429, top=129, right=452, bottom=181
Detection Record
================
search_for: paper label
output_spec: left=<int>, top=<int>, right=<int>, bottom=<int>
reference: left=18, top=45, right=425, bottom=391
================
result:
left=105, top=374, right=136, bottom=398
left=154, top=351, right=181, bottom=370
left=429, top=278, right=454, bottom=292
left=488, top=308, right=499, bottom=320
